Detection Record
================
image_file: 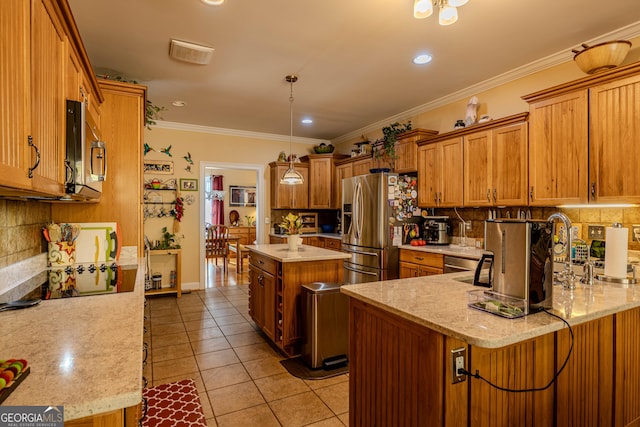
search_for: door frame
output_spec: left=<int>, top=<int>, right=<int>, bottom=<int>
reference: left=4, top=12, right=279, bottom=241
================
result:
left=199, top=161, right=265, bottom=288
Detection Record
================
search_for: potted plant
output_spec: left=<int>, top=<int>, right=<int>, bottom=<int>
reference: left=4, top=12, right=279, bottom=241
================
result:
left=279, top=213, right=302, bottom=251
left=372, top=121, right=412, bottom=171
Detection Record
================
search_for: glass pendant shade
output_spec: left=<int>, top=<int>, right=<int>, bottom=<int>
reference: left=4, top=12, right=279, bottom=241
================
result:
left=447, top=0, right=467, bottom=7
left=280, top=166, right=304, bottom=185
left=439, top=4, right=458, bottom=25
left=413, top=0, right=433, bottom=18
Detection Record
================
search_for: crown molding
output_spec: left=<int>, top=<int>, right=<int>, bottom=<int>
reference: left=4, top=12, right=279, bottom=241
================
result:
left=151, top=120, right=329, bottom=145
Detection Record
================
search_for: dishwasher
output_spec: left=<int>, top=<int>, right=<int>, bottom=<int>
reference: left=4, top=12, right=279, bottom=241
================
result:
left=443, top=255, right=480, bottom=273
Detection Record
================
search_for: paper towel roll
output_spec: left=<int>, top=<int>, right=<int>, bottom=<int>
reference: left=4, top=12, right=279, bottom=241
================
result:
left=604, top=226, right=628, bottom=278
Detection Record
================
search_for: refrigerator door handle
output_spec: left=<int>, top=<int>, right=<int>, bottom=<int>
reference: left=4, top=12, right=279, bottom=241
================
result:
left=355, top=181, right=364, bottom=239
left=344, top=264, right=379, bottom=276
left=343, top=248, right=379, bottom=258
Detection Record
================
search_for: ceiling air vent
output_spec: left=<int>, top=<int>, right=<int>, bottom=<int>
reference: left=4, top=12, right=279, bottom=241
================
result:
left=169, top=39, right=214, bottom=65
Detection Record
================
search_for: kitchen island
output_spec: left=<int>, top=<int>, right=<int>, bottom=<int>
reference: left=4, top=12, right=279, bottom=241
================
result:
left=342, top=273, right=640, bottom=426
left=0, top=255, right=145, bottom=425
left=246, top=244, right=350, bottom=356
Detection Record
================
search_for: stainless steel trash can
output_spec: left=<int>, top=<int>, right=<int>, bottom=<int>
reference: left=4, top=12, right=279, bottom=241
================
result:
left=301, top=282, right=349, bottom=369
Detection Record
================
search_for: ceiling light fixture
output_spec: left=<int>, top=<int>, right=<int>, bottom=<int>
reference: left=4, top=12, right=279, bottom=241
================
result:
left=200, top=0, right=224, bottom=5
left=169, top=39, right=214, bottom=65
left=280, top=75, right=304, bottom=186
left=413, top=0, right=468, bottom=25
left=413, top=54, right=433, bottom=65
left=301, top=118, right=313, bottom=124
left=172, top=100, right=187, bottom=107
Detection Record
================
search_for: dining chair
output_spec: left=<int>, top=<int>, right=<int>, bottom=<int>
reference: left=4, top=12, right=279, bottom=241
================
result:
left=206, top=224, right=230, bottom=274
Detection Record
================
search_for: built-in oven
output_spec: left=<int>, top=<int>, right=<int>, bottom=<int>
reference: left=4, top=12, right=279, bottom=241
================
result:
left=443, top=255, right=479, bottom=274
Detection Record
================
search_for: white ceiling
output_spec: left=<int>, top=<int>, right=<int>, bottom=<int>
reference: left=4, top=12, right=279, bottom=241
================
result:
left=68, top=0, right=640, bottom=142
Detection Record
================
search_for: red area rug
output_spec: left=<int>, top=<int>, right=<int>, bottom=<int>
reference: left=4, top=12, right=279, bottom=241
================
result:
left=142, top=379, right=206, bottom=427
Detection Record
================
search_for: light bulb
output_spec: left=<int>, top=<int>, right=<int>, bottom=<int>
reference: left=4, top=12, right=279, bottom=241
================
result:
left=413, top=0, right=433, bottom=19
left=439, top=4, right=458, bottom=25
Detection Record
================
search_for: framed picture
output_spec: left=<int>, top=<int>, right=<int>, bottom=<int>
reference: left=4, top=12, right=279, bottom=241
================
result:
left=144, top=160, right=174, bottom=175
left=229, top=185, right=256, bottom=207
left=179, top=178, right=198, bottom=191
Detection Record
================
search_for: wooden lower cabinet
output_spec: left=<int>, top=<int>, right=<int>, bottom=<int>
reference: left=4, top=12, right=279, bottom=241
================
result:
left=349, top=300, right=640, bottom=427
left=248, top=250, right=344, bottom=356
left=399, top=249, right=444, bottom=278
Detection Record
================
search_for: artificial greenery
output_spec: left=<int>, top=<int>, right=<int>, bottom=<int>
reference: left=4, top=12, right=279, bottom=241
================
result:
left=279, top=213, right=302, bottom=235
left=373, top=121, right=412, bottom=169
left=155, top=227, right=181, bottom=249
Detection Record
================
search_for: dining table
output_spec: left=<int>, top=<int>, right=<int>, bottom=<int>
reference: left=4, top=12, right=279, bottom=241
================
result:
left=206, top=235, right=243, bottom=274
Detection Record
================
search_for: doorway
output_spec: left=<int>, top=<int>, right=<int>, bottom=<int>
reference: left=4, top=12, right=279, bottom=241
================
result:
left=199, top=161, right=265, bottom=288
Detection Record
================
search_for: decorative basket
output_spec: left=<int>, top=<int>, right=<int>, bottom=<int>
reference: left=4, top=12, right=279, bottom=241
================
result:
left=573, top=40, right=632, bottom=74
left=314, top=144, right=334, bottom=154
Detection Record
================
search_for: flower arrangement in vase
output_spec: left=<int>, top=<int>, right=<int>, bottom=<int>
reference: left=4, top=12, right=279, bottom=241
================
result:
left=279, top=213, right=303, bottom=251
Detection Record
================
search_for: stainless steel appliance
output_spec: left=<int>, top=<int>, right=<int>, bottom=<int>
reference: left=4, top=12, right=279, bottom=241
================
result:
left=65, top=100, right=107, bottom=200
left=474, top=219, right=554, bottom=312
left=423, top=216, right=451, bottom=245
left=342, top=173, right=419, bottom=284
left=443, top=255, right=479, bottom=273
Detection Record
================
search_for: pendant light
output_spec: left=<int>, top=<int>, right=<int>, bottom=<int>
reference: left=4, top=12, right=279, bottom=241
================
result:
left=280, top=74, right=304, bottom=185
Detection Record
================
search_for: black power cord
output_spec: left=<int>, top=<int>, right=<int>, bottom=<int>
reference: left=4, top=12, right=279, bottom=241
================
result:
left=458, top=308, right=574, bottom=393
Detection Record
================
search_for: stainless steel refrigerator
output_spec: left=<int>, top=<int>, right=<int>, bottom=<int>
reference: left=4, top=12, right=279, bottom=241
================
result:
left=342, top=173, right=420, bottom=284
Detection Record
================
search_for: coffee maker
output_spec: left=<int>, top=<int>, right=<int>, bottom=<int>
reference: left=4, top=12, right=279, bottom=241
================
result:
left=474, top=219, right=554, bottom=312
left=423, top=216, right=451, bottom=245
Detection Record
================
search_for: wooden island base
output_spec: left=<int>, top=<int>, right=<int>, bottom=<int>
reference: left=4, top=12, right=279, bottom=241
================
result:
left=349, top=299, right=640, bottom=427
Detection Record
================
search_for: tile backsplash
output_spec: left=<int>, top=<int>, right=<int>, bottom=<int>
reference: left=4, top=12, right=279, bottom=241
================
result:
left=0, top=200, right=51, bottom=268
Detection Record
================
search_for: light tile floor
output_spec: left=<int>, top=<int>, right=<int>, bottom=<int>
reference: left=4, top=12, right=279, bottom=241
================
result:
left=144, top=260, right=349, bottom=426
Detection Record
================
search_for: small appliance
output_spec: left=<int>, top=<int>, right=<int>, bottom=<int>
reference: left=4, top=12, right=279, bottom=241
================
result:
left=423, top=216, right=451, bottom=245
left=474, top=219, right=554, bottom=313
left=65, top=100, right=107, bottom=200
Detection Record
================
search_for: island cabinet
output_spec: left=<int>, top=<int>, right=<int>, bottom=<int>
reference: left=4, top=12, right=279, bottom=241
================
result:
left=417, top=138, right=463, bottom=208
left=301, top=153, right=349, bottom=209
left=247, top=245, right=348, bottom=356
left=523, top=61, right=640, bottom=206
left=269, top=161, right=309, bottom=209
left=394, top=128, right=438, bottom=173
left=462, top=114, right=529, bottom=207
left=343, top=276, right=640, bottom=427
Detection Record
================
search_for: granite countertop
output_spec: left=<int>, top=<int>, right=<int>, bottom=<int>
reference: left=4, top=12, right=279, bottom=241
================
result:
left=247, top=244, right=350, bottom=262
left=399, top=244, right=486, bottom=260
left=341, top=272, right=640, bottom=349
left=0, top=253, right=145, bottom=421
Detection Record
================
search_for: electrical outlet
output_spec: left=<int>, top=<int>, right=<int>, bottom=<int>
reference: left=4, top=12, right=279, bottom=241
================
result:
left=451, top=347, right=466, bottom=384
left=588, top=225, right=605, bottom=240
left=633, top=225, right=640, bottom=243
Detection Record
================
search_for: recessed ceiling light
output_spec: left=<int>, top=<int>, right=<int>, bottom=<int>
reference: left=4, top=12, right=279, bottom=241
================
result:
left=301, top=118, right=313, bottom=124
left=200, top=0, right=224, bottom=5
left=172, top=100, right=187, bottom=107
left=413, top=54, right=433, bottom=65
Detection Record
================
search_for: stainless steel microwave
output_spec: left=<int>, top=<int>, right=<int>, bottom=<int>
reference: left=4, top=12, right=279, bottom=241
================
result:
left=65, top=100, right=106, bottom=200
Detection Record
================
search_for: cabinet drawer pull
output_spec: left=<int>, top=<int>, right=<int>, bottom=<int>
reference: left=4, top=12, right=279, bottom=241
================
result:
left=529, top=186, right=534, bottom=201
left=27, top=136, right=41, bottom=178
left=415, top=256, right=425, bottom=261
left=486, top=189, right=491, bottom=202
left=591, top=182, right=596, bottom=200
left=493, top=188, right=497, bottom=203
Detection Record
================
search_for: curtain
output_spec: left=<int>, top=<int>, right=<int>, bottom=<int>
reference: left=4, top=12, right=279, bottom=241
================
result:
left=211, top=175, right=224, bottom=225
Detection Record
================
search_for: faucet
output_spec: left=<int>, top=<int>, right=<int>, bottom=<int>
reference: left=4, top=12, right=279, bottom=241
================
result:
left=547, top=212, right=576, bottom=289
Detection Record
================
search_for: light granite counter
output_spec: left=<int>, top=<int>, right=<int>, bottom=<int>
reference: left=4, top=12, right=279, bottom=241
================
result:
left=246, top=243, right=350, bottom=262
left=0, top=256, right=145, bottom=421
left=341, top=272, right=640, bottom=348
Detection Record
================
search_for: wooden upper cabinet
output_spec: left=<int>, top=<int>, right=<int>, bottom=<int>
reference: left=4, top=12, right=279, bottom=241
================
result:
left=352, top=156, right=373, bottom=176
left=394, top=129, right=438, bottom=174
left=417, top=138, right=463, bottom=208
left=527, top=90, right=589, bottom=206
left=270, top=162, right=309, bottom=209
left=335, top=162, right=353, bottom=209
left=0, top=0, right=32, bottom=191
left=463, top=117, right=528, bottom=207
left=589, top=74, right=640, bottom=204
left=29, top=0, right=66, bottom=196
left=302, top=154, right=348, bottom=209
